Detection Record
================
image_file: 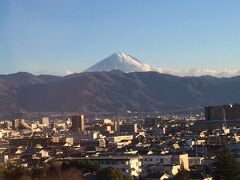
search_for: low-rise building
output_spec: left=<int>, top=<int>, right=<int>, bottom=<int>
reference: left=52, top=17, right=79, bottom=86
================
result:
left=70, top=155, right=142, bottom=177
left=189, top=157, right=205, bottom=167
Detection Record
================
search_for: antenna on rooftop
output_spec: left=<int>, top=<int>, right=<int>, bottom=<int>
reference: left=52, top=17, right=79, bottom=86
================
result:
left=222, top=104, right=233, bottom=135
left=223, top=106, right=227, bottom=129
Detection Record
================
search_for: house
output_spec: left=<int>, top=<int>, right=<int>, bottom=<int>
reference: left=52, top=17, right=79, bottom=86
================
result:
left=0, top=150, right=8, bottom=164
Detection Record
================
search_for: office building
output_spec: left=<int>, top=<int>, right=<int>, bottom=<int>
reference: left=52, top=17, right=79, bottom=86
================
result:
left=205, top=104, right=240, bottom=121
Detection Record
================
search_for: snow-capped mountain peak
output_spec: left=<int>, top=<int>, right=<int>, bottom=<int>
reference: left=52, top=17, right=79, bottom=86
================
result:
left=85, top=52, right=152, bottom=73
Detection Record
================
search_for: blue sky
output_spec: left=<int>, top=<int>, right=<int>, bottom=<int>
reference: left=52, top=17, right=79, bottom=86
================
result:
left=1, top=0, right=240, bottom=75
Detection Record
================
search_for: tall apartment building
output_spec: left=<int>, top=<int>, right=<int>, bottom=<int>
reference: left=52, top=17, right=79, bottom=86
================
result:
left=71, top=115, right=85, bottom=133
left=12, top=119, right=20, bottom=130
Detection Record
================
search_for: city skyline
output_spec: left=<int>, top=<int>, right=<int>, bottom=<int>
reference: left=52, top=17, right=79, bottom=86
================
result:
left=1, top=1, right=240, bottom=76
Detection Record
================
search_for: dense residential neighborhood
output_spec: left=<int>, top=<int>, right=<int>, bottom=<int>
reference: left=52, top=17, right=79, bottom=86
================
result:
left=1, top=104, right=240, bottom=179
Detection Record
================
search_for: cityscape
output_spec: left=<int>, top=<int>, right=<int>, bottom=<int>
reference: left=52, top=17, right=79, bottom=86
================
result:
left=1, top=104, right=240, bottom=180
left=1, top=1, right=240, bottom=180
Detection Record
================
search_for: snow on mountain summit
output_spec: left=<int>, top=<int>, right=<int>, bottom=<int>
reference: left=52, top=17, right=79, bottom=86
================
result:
left=85, top=52, right=152, bottom=73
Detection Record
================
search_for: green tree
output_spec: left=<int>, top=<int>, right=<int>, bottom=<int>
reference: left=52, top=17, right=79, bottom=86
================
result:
left=214, top=145, right=240, bottom=180
left=96, top=168, right=124, bottom=180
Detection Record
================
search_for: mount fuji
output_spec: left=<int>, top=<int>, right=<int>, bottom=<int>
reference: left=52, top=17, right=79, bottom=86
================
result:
left=85, top=52, right=152, bottom=73
left=85, top=52, right=240, bottom=77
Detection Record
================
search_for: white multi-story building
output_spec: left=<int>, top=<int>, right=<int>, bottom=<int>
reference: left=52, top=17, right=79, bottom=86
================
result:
left=141, top=153, right=189, bottom=178
left=108, top=135, right=134, bottom=148
left=108, top=135, right=133, bottom=143
left=142, top=153, right=189, bottom=170
left=70, top=155, right=142, bottom=177
left=142, top=155, right=172, bottom=166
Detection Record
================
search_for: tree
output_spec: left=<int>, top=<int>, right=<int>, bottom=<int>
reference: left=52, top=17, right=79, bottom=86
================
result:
left=214, top=145, right=240, bottom=180
left=68, top=159, right=99, bottom=173
left=0, top=165, right=5, bottom=180
left=3, top=162, right=26, bottom=180
left=96, top=168, right=124, bottom=180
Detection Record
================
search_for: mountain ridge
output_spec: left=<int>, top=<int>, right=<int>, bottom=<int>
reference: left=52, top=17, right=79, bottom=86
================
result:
left=0, top=70, right=240, bottom=118
left=5, top=71, right=239, bottom=114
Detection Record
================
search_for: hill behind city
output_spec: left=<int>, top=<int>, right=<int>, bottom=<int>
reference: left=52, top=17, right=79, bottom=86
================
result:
left=0, top=71, right=240, bottom=118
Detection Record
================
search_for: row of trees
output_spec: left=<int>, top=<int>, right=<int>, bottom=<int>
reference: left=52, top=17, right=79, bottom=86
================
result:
left=0, top=159, right=129, bottom=180
left=0, top=160, right=96, bottom=180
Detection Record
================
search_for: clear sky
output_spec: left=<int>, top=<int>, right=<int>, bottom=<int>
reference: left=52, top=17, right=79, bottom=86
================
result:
left=1, top=0, right=240, bottom=76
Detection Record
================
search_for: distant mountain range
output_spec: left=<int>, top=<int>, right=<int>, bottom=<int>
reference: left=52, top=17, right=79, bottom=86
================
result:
left=0, top=53, right=240, bottom=118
